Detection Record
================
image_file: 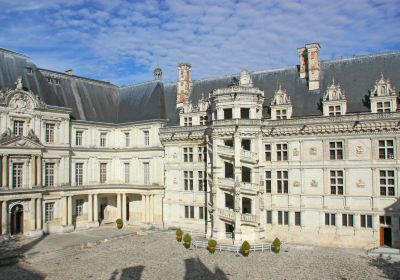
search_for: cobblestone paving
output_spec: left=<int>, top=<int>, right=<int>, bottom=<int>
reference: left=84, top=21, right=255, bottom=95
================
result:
left=0, top=230, right=399, bottom=280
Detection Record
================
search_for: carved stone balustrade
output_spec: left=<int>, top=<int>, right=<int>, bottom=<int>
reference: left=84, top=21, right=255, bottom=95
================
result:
left=217, top=208, right=235, bottom=222
left=240, top=149, right=258, bottom=163
left=240, top=213, right=259, bottom=224
left=217, top=177, right=235, bottom=190
left=217, top=145, right=234, bottom=158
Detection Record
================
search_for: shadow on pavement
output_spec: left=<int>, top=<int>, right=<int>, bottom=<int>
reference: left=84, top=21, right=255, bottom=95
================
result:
left=110, top=265, right=145, bottom=280
left=184, top=257, right=227, bottom=280
left=368, top=257, right=400, bottom=279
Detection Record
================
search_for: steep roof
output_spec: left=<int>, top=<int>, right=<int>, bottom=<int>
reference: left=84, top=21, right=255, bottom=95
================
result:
left=0, top=48, right=399, bottom=125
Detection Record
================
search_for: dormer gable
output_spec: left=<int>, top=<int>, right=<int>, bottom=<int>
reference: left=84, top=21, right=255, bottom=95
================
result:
left=370, top=74, right=397, bottom=113
left=322, top=79, right=347, bottom=116
left=239, top=70, right=252, bottom=87
left=270, top=85, right=292, bottom=120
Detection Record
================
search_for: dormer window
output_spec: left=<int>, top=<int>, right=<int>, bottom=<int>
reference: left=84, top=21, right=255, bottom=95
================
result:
left=322, top=79, right=346, bottom=116
left=370, top=74, right=397, bottom=113
left=270, top=85, right=292, bottom=120
left=13, top=120, right=24, bottom=136
left=184, top=117, right=192, bottom=126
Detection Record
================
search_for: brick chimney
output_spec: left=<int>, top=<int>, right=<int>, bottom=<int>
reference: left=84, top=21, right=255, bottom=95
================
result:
left=297, top=43, right=321, bottom=90
left=65, top=69, right=73, bottom=76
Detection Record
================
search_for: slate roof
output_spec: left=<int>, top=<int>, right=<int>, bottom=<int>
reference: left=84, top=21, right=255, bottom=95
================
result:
left=0, top=47, right=399, bottom=126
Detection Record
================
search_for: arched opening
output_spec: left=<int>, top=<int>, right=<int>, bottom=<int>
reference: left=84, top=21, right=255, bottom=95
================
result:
left=10, top=204, right=23, bottom=235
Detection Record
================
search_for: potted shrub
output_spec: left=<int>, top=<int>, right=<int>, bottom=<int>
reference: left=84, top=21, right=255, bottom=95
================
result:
left=241, top=241, right=251, bottom=256
left=208, top=239, right=217, bottom=253
left=176, top=229, right=183, bottom=242
left=116, top=218, right=123, bottom=229
left=183, top=233, right=191, bottom=249
left=273, top=238, right=281, bottom=253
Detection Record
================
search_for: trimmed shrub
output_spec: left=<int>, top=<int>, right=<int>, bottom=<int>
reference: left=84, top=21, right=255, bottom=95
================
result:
left=183, top=233, right=192, bottom=248
left=176, top=229, right=183, bottom=237
left=241, top=241, right=251, bottom=256
left=116, top=218, right=123, bottom=229
left=273, top=238, right=281, bottom=253
left=208, top=239, right=217, bottom=253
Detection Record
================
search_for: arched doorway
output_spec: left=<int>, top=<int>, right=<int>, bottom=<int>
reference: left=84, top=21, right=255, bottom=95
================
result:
left=10, top=204, right=23, bottom=235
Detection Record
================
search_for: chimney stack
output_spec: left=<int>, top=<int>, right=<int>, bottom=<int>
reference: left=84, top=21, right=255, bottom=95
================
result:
left=176, top=63, right=192, bottom=108
left=65, top=69, right=73, bottom=76
left=297, top=43, right=321, bottom=90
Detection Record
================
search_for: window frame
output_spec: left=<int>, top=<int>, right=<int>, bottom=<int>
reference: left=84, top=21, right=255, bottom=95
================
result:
left=276, top=143, right=288, bottom=161
left=45, top=123, right=55, bottom=143
left=277, top=170, right=288, bottom=194
left=378, top=139, right=395, bottom=159
left=379, top=170, right=395, bottom=196
left=75, top=163, right=83, bottom=186
left=329, top=141, right=343, bottom=160
left=45, top=162, right=55, bottom=187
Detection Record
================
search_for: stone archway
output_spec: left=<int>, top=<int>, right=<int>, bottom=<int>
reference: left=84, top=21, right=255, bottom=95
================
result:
left=10, top=204, right=23, bottom=235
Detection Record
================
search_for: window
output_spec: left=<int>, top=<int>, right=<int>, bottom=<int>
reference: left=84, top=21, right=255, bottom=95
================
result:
left=265, top=171, right=272, bottom=193
left=224, top=162, right=234, bottom=179
left=45, top=202, right=54, bottom=222
left=241, top=139, right=251, bottom=151
left=266, top=211, right=272, bottom=224
left=379, top=215, right=392, bottom=226
left=380, top=170, right=395, bottom=196
left=377, top=101, right=391, bottom=113
left=75, top=131, right=83, bottom=146
left=185, top=206, right=194, bottom=219
left=124, top=163, right=130, bottom=183
left=47, top=77, right=60, bottom=85
left=184, top=117, right=192, bottom=126
left=277, top=170, right=288, bottom=193
left=13, top=120, right=24, bottom=136
left=198, top=146, right=206, bottom=162
left=100, top=133, right=107, bottom=147
left=200, top=116, right=207, bottom=125
left=45, top=163, right=55, bottom=187
left=379, top=140, right=394, bottom=159
left=278, top=211, right=289, bottom=225
left=224, top=139, right=233, bottom=147
left=360, top=214, right=373, bottom=228
left=223, top=108, right=232, bottom=119
left=184, top=171, right=193, bottom=191
left=265, top=144, right=271, bottom=161
left=143, top=130, right=150, bottom=146
left=12, top=163, right=23, bottom=189
left=276, top=144, right=288, bottom=161
left=329, top=141, right=343, bottom=160
left=342, top=214, right=354, bottom=227
left=125, top=133, right=130, bottom=147
left=276, top=109, right=287, bottom=120
left=75, top=199, right=84, bottom=216
left=45, top=123, right=55, bottom=143
left=143, top=162, right=150, bottom=185
left=183, top=147, right=193, bottom=162
left=198, top=171, right=207, bottom=191
left=330, top=170, right=344, bottom=195
left=325, top=213, right=336, bottom=226
left=240, top=108, right=250, bottom=119
left=25, top=67, right=33, bottom=74
left=328, top=105, right=341, bottom=116
left=100, top=163, right=107, bottom=184
left=225, top=193, right=234, bottom=209
left=199, top=207, right=204, bottom=219
left=242, top=166, right=251, bottom=183
left=75, top=163, right=83, bottom=186
left=295, top=212, right=301, bottom=226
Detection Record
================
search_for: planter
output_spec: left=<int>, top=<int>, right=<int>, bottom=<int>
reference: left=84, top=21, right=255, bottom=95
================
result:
left=184, top=242, right=191, bottom=249
left=207, top=246, right=216, bottom=254
left=176, top=236, right=182, bottom=242
left=117, top=223, right=123, bottom=229
left=242, top=249, right=249, bottom=256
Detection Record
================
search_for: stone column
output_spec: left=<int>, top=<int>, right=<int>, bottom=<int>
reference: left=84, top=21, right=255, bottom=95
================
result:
left=30, top=199, right=36, bottom=230
left=122, top=193, right=127, bottom=221
left=62, top=196, right=67, bottom=226
left=1, top=201, right=7, bottom=234
left=30, top=156, right=36, bottom=187
left=93, top=194, right=98, bottom=222
left=67, top=196, right=72, bottom=225
left=36, top=198, right=42, bottom=230
left=144, top=195, right=148, bottom=223
left=88, top=194, right=93, bottom=222
left=36, top=156, right=42, bottom=187
left=2, top=155, right=8, bottom=188
left=149, top=195, right=153, bottom=223
left=117, top=193, right=121, bottom=219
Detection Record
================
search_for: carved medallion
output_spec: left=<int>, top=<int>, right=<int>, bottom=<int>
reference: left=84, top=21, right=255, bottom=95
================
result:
left=311, top=180, right=318, bottom=187
left=309, top=147, right=317, bottom=155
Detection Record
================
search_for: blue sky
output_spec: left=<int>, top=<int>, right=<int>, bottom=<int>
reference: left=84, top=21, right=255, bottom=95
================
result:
left=0, top=0, right=399, bottom=85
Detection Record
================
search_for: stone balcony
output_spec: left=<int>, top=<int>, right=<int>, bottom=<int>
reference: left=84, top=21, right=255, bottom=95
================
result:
left=217, top=177, right=235, bottom=190
left=240, top=213, right=259, bottom=225
left=217, top=208, right=235, bottom=222
left=217, top=145, right=234, bottom=158
left=241, top=181, right=259, bottom=195
left=240, top=149, right=258, bottom=163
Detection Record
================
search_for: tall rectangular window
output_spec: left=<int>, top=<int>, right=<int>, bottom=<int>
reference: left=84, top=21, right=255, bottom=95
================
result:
left=200, top=116, right=207, bottom=125
left=342, top=214, right=354, bottom=227
left=183, top=147, right=193, bottom=162
left=45, top=123, right=55, bottom=143
left=295, top=212, right=301, bottom=226
left=199, top=206, right=204, bottom=219
left=329, top=105, right=341, bottom=116
left=45, top=163, right=55, bottom=187
left=330, top=170, right=344, bottom=195
left=75, top=199, right=84, bottom=216
left=276, top=144, right=288, bottom=161
left=45, top=202, right=54, bottom=222
left=379, top=140, right=394, bottom=159
left=360, top=214, right=373, bottom=228
left=325, top=213, right=336, bottom=226
left=75, top=163, right=83, bottom=186
left=125, top=132, right=130, bottom=147
left=198, top=146, right=206, bottom=162
left=265, top=171, right=272, bottom=193
left=184, top=171, right=193, bottom=191
left=266, top=210, right=272, bottom=224
left=75, top=131, right=83, bottom=146
left=12, top=163, right=23, bottom=189
left=278, top=211, right=289, bottom=225
left=13, top=120, right=24, bottom=136
left=380, top=170, right=395, bottom=196
left=184, top=206, right=194, bottom=218
left=100, top=163, right=107, bottom=184
left=100, top=133, right=107, bottom=147
left=124, top=163, right=130, bottom=183
left=198, top=171, right=207, bottom=191
left=143, top=162, right=149, bottom=185
left=377, top=101, right=391, bottom=113
left=184, top=117, right=192, bottom=126
left=329, top=141, right=343, bottom=160
left=143, top=130, right=150, bottom=146
left=265, top=144, right=271, bottom=161
left=277, top=170, right=288, bottom=193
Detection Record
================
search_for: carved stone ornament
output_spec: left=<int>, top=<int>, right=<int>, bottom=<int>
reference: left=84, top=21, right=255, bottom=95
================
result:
left=356, top=179, right=365, bottom=188
left=293, top=181, right=300, bottom=187
left=173, top=177, right=177, bottom=184
left=356, top=145, right=364, bottom=155
left=259, top=195, right=264, bottom=211
left=234, top=177, right=241, bottom=212
left=293, top=148, right=299, bottom=156
left=311, top=180, right=318, bottom=187
left=309, top=147, right=317, bottom=155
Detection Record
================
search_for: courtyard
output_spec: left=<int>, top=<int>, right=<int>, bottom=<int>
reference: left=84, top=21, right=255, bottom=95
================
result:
left=0, top=228, right=399, bottom=280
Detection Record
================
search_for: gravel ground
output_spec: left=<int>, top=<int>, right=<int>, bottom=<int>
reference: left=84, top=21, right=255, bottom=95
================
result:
left=0, top=230, right=399, bottom=280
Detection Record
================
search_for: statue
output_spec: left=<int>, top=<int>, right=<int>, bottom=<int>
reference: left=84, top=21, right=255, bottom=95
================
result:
left=15, top=76, right=23, bottom=90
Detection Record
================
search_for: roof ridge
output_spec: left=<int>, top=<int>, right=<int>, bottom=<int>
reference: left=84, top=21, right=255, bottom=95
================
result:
left=119, top=80, right=160, bottom=89
left=0, top=48, right=30, bottom=59
left=322, top=50, right=400, bottom=64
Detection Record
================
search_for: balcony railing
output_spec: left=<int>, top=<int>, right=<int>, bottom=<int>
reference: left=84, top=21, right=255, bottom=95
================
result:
left=217, top=177, right=235, bottom=189
left=217, top=145, right=234, bottom=156
left=217, top=208, right=235, bottom=221
left=240, top=149, right=258, bottom=161
left=241, top=181, right=258, bottom=192
left=241, top=213, right=259, bottom=223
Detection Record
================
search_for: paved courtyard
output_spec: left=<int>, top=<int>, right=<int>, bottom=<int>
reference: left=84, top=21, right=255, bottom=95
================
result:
left=0, top=227, right=399, bottom=280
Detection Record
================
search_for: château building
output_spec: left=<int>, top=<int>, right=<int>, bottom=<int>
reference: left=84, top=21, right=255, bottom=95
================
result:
left=0, top=43, right=399, bottom=249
